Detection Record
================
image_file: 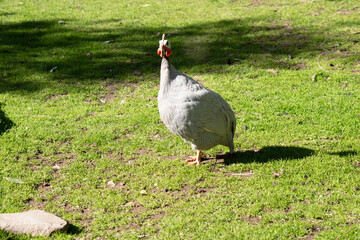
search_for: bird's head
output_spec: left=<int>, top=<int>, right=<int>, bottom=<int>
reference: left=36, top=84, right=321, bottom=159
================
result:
left=157, top=34, right=172, bottom=58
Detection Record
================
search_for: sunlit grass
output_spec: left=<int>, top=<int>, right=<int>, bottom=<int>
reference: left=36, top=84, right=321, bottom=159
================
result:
left=0, top=0, right=360, bottom=239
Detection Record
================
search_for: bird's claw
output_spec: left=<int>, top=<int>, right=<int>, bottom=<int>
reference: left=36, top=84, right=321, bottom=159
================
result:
left=185, top=157, right=197, bottom=162
left=187, top=161, right=200, bottom=167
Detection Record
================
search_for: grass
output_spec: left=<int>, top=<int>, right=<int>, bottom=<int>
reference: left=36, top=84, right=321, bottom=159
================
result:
left=0, top=0, right=360, bottom=239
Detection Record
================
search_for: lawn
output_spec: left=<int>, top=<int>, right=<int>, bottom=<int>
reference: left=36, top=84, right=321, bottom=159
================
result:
left=1, top=0, right=360, bottom=239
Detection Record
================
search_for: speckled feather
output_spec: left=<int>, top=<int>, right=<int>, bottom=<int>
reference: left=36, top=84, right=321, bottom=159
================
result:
left=158, top=57, right=236, bottom=152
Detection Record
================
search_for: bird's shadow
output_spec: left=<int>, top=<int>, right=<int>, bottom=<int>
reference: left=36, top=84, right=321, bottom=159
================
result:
left=207, top=146, right=315, bottom=165
left=0, top=103, right=14, bottom=135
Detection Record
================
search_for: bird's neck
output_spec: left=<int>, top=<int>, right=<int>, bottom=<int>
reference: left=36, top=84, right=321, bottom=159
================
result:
left=160, top=57, right=171, bottom=91
left=161, top=56, right=170, bottom=69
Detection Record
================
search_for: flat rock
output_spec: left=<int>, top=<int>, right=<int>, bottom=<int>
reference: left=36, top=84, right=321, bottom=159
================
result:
left=0, top=210, right=68, bottom=236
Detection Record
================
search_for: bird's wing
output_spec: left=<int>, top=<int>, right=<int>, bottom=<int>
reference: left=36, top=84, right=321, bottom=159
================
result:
left=164, top=68, right=235, bottom=139
left=192, top=90, right=235, bottom=138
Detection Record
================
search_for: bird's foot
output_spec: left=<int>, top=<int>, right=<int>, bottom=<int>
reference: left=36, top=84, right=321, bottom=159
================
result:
left=187, top=160, right=201, bottom=166
left=185, top=151, right=202, bottom=167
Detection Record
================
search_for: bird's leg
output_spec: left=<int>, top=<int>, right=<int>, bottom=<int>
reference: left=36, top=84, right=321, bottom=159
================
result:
left=186, top=151, right=202, bottom=166
left=186, top=151, right=204, bottom=162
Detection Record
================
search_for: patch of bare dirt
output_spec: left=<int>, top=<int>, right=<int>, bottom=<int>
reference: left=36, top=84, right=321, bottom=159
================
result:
left=44, top=152, right=76, bottom=166
left=138, top=148, right=154, bottom=156
left=250, top=0, right=269, bottom=7
left=124, top=201, right=145, bottom=218
left=48, top=93, right=68, bottom=100
left=302, top=224, right=323, bottom=240
left=192, top=75, right=204, bottom=80
left=35, top=182, right=52, bottom=192
left=159, top=154, right=188, bottom=162
left=336, top=7, right=359, bottom=15
left=269, top=20, right=293, bottom=31
left=296, top=62, right=307, bottom=70
left=87, top=81, right=139, bottom=105
left=148, top=211, right=165, bottom=220
left=61, top=201, right=94, bottom=231
left=148, top=134, right=162, bottom=140
left=100, top=82, right=118, bottom=103
left=169, top=185, right=211, bottom=200
left=170, top=185, right=191, bottom=199
left=25, top=198, right=47, bottom=210
left=242, top=215, right=261, bottom=225
left=106, top=152, right=124, bottom=160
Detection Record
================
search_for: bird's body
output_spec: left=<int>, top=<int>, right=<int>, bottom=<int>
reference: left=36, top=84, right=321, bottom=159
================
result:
left=157, top=35, right=236, bottom=166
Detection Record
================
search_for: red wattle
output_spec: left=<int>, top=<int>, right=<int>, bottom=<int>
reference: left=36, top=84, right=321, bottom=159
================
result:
left=157, top=48, right=162, bottom=56
left=166, top=49, right=172, bottom=57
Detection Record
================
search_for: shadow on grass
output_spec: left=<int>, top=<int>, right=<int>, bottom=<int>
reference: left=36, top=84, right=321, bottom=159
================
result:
left=0, top=103, right=14, bottom=135
left=0, top=16, right=340, bottom=93
left=67, top=223, right=82, bottom=235
left=328, top=150, right=357, bottom=157
left=217, top=146, right=315, bottom=165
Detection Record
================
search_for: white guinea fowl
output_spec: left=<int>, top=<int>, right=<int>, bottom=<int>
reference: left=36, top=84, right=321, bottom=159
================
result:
left=157, top=34, right=236, bottom=166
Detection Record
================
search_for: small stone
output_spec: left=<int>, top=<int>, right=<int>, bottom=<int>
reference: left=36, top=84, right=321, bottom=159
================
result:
left=0, top=210, right=68, bottom=236
left=355, top=187, right=359, bottom=191
left=52, top=165, right=61, bottom=171
left=107, top=180, right=115, bottom=188
left=163, top=188, right=169, bottom=192
left=242, top=125, right=248, bottom=130
left=292, top=187, right=296, bottom=191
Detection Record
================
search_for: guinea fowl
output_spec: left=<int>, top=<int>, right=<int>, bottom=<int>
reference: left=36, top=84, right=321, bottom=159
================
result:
left=157, top=34, right=236, bottom=166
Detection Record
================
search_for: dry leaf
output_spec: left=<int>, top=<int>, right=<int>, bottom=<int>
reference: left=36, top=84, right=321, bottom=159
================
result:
left=50, top=66, right=58, bottom=73
left=266, top=69, right=278, bottom=75
left=3, top=177, right=25, bottom=184
left=231, top=172, right=254, bottom=178
left=140, top=190, right=147, bottom=195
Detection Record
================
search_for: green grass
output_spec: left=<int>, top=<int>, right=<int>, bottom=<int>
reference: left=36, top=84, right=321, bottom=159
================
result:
left=1, top=0, right=360, bottom=239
